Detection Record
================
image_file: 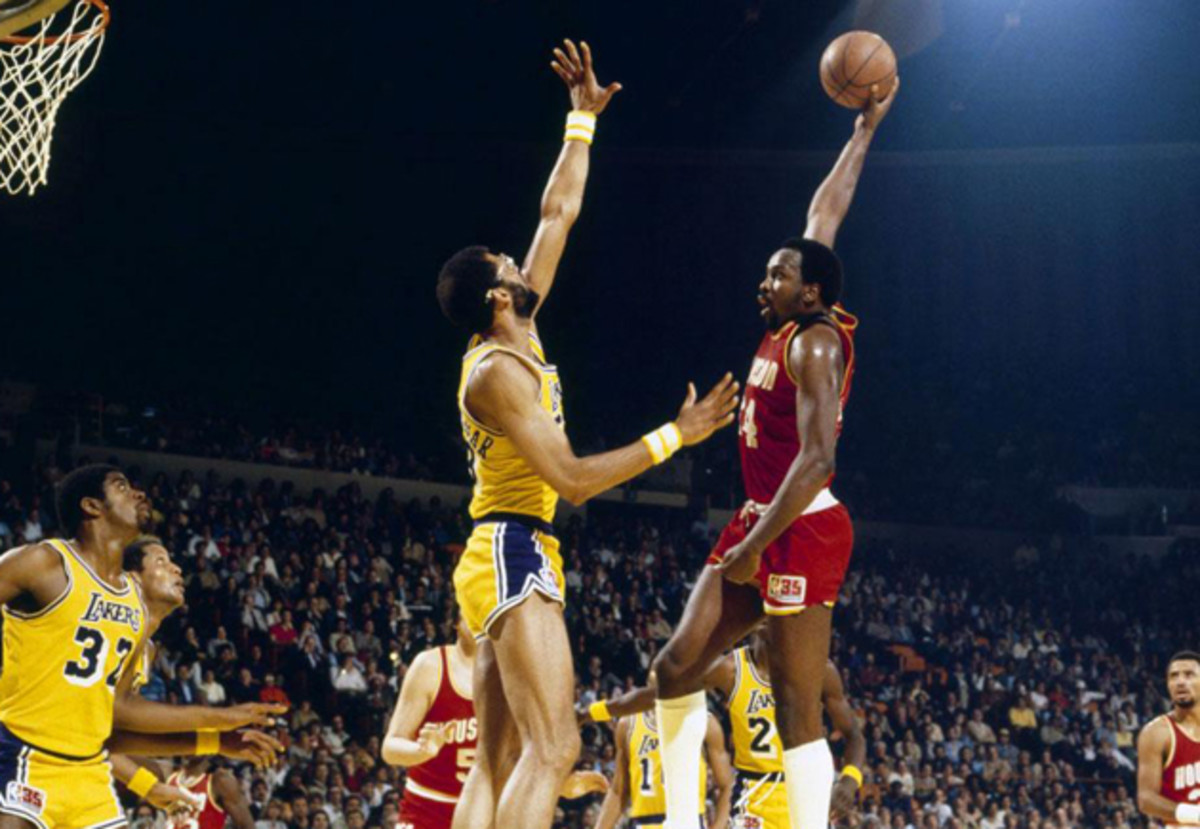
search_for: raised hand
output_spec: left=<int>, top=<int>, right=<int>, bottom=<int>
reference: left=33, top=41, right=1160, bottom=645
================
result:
left=550, top=39, right=622, bottom=115
left=675, top=374, right=740, bottom=446
left=857, top=76, right=900, bottom=132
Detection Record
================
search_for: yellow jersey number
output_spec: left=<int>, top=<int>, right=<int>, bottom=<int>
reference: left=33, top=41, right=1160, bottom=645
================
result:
left=64, top=625, right=136, bottom=689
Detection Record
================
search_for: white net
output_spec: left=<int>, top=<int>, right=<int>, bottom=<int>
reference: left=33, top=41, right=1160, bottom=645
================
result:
left=0, top=0, right=106, bottom=195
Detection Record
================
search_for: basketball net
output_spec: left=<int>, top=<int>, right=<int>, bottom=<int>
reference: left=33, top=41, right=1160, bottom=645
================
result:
left=0, top=0, right=108, bottom=196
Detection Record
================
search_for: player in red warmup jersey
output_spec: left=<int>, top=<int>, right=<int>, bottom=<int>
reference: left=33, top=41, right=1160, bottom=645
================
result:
left=167, top=757, right=255, bottom=829
left=383, top=619, right=479, bottom=829
left=383, top=618, right=606, bottom=828
left=651, top=81, right=899, bottom=829
left=1138, top=651, right=1200, bottom=827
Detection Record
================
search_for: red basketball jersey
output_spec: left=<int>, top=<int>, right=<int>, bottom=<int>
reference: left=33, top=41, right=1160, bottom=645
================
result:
left=1161, top=716, right=1200, bottom=809
left=404, top=646, right=478, bottom=804
left=166, top=771, right=226, bottom=829
left=737, top=307, right=857, bottom=504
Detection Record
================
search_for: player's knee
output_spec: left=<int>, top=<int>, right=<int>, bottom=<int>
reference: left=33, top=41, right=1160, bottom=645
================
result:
left=651, top=647, right=684, bottom=694
left=653, top=644, right=704, bottom=697
left=776, top=692, right=824, bottom=744
left=526, top=727, right=580, bottom=774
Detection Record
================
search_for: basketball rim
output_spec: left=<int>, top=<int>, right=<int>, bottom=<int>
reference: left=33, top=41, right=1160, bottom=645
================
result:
left=0, top=0, right=74, bottom=38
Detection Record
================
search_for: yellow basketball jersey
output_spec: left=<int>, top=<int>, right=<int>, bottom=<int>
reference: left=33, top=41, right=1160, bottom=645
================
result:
left=0, top=539, right=149, bottom=757
left=627, top=712, right=706, bottom=819
left=729, top=647, right=784, bottom=774
left=458, top=331, right=564, bottom=524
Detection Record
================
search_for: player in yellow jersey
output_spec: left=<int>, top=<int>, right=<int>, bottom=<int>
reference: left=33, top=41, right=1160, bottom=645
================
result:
left=593, top=709, right=733, bottom=829
left=0, top=466, right=280, bottom=829
left=583, top=630, right=865, bottom=829
left=107, top=537, right=284, bottom=763
left=435, top=41, right=738, bottom=829
left=106, top=537, right=282, bottom=811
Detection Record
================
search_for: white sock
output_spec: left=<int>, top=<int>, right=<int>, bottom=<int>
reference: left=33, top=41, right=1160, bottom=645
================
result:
left=783, top=738, right=835, bottom=829
left=656, top=691, right=707, bottom=829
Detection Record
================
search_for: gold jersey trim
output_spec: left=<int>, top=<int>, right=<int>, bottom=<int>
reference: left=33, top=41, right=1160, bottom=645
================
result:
left=54, top=539, right=132, bottom=596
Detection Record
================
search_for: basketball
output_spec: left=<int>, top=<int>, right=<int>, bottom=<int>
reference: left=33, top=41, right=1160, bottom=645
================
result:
left=820, top=31, right=897, bottom=110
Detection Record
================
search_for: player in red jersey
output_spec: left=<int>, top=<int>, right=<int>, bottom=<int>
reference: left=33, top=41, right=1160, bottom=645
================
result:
left=652, top=81, right=899, bottom=829
left=383, top=618, right=606, bottom=828
left=1138, top=651, right=1200, bottom=827
left=383, top=619, right=479, bottom=829
left=167, top=758, right=255, bottom=829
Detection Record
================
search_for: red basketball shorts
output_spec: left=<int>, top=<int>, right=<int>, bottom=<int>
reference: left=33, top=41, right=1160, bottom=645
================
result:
left=707, top=501, right=854, bottom=614
left=396, top=792, right=456, bottom=829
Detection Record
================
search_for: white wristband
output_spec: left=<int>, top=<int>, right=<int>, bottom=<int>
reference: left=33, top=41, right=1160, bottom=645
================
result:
left=642, top=423, right=683, bottom=465
left=1176, top=804, right=1200, bottom=825
left=565, top=110, right=596, bottom=145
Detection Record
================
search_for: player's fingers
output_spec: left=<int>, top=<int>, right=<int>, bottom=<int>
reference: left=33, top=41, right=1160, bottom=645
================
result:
left=580, top=40, right=593, bottom=73
left=703, top=373, right=732, bottom=403
left=552, top=49, right=575, bottom=77
left=603, top=82, right=623, bottom=99
left=684, top=382, right=697, bottom=407
left=564, top=39, right=582, bottom=72
left=550, top=62, right=571, bottom=84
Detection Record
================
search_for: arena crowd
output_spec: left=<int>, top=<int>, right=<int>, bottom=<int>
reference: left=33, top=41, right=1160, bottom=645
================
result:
left=0, top=448, right=1193, bottom=829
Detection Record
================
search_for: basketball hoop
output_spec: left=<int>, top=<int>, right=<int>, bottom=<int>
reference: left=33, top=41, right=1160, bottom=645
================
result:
left=0, top=0, right=109, bottom=195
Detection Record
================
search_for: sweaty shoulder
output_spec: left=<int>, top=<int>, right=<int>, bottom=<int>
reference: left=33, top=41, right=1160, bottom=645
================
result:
left=787, top=323, right=843, bottom=379
left=0, top=542, right=69, bottom=610
left=467, top=351, right=542, bottom=429
left=403, top=648, right=444, bottom=696
left=1141, top=715, right=1171, bottom=743
left=1138, top=715, right=1173, bottom=758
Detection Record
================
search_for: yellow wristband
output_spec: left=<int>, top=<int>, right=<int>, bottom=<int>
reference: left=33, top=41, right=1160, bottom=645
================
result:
left=565, top=110, right=596, bottom=145
left=641, top=422, right=683, bottom=465
left=197, top=728, right=221, bottom=756
left=127, top=767, right=158, bottom=799
left=588, top=700, right=612, bottom=723
left=841, top=765, right=863, bottom=788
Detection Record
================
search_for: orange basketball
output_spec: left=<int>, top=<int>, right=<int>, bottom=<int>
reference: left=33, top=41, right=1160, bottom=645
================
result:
left=820, top=31, right=897, bottom=110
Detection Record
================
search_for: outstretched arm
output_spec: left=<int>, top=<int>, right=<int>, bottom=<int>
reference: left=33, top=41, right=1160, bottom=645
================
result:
left=107, top=729, right=282, bottom=768
left=717, top=326, right=843, bottom=583
left=469, top=355, right=738, bottom=506
left=588, top=657, right=736, bottom=722
left=524, top=40, right=622, bottom=316
left=803, top=80, right=899, bottom=250
left=826, top=662, right=866, bottom=821
left=114, top=688, right=286, bottom=733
